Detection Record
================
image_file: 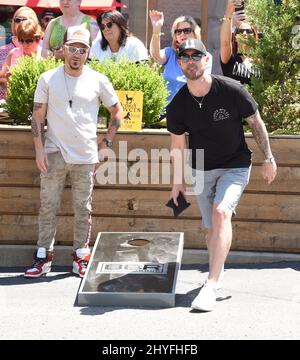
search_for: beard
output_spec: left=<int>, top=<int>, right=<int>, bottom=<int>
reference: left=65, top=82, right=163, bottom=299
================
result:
left=181, top=65, right=205, bottom=81
left=69, top=58, right=81, bottom=70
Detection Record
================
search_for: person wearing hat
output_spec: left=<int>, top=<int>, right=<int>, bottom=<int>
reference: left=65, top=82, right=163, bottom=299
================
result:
left=24, top=25, right=123, bottom=279
left=167, top=38, right=277, bottom=311
left=40, top=9, right=59, bottom=32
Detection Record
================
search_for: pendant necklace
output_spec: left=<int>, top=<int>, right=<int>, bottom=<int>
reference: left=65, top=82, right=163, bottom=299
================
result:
left=64, top=70, right=73, bottom=108
left=189, top=92, right=206, bottom=109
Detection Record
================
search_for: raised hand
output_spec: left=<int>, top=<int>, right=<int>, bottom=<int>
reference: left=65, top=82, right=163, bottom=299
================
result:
left=149, top=10, right=164, bottom=30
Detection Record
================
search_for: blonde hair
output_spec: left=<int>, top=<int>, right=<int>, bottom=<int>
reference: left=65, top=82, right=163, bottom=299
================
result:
left=11, top=7, right=39, bottom=36
left=171, top=15, right=201, bottom=50
left=17, top=18, right=42, bottom=41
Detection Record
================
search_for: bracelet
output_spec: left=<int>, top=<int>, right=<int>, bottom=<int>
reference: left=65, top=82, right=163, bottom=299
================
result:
left=152, top=32, right=164, bottom=37
left=264, top=157, right=275, bottom=164
left=102, top=137, right=113, bottom=149
left=221, top=16, right=232, bottom=21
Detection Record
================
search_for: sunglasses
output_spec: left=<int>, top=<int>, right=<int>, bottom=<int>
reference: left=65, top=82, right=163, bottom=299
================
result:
left=19, top=39, right=36, bottom=44
left=13, top=17, right=27, bottom=23
left=65, top=45, right=88, bottom=55
left=100, top=22, right=113, bottom=31
left=236, top=28, right=254, bottom=35
left=174, top=27, right=193, bottom=36
left=43, top=16, right=54, bottom=23
left=178, top=52, right=205, bottom=63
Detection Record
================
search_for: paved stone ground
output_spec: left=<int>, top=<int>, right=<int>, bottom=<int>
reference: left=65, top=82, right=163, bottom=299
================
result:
left=0, top=262, right=299, bottom=340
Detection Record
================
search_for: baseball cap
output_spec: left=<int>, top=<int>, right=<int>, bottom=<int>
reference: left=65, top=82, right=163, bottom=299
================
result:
left=178, top=39, right=207, bottom=57
left=65, top=25, right=91, bottom=48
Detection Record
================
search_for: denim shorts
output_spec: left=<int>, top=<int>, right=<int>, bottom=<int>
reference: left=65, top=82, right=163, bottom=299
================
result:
left=192, top=167, right=251, bottom=229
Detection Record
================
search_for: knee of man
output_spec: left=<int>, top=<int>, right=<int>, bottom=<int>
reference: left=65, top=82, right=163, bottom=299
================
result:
left=213, top=203, right=232, bottom=224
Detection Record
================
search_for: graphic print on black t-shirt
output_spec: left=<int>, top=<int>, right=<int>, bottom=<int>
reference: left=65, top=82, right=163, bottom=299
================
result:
left=166, top=75, right=258, bottom=170
left=221, top=54, right=260, bottom=85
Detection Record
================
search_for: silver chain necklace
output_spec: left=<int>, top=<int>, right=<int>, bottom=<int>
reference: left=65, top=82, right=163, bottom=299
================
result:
left=189, top=92, right=206, bottom=109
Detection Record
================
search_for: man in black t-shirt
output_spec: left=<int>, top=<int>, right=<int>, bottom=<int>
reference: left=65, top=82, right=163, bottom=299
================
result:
left=167, top=39, right=277, bottom=312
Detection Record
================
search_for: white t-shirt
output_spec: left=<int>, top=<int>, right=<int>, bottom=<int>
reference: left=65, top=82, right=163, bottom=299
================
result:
left=34, top=65, right=119, bottom=164
left=89, top=36, right=148, bottom=62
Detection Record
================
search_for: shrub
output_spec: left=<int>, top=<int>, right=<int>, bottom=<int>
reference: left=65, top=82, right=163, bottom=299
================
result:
left=6, top=57, right=169, bottom=128
left=6, top=56, right=62, bottom=125
left=244, top=0, right=300, bottom=134
left=88, top=58, right=169, bottom=128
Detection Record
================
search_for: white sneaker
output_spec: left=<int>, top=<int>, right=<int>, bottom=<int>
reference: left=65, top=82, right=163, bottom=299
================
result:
left=191, top=283, right=217, bottom=312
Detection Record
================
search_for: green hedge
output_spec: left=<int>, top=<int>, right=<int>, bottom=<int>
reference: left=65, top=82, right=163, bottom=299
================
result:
left=88, top=58, right=168, bottom=128
left=6, top=56, right=62, bottom=125
left=6, top=56, right=169, bottom=128
left=245, top=0, right=300, bottom=134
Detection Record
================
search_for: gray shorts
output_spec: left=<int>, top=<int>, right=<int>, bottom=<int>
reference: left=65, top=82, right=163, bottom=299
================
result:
left=192, top=167, right=251, bottom=229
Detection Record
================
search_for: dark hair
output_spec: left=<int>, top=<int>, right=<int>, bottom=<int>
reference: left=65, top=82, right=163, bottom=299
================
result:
left=96, top=10, right=129, bottom=51
left=232, top=22, right=259, bottom=55
left=41, top=9, right=58, bottom=18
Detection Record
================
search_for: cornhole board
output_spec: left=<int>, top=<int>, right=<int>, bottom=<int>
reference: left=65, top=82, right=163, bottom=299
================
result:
left=78, top=232, right=184, bottom=307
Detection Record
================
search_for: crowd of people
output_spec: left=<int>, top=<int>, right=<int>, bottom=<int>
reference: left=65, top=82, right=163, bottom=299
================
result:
left=0, top=0, right=278, bottom=313
left=0, top=0, right=261, bottom=101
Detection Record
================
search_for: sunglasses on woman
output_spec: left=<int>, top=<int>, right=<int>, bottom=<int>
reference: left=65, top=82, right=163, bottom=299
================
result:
left=174, top=27, right=193, bottom=36
left=236, top=28, right=254, bottom=35
left=14, top=17, right=27, bottom=23
left=19, top=39, right=36, bottom=44
left=100, top=22, right=113, bottom=31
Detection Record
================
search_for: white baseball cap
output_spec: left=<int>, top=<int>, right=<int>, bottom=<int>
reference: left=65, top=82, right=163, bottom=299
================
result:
left=65, top=25, right=91, bottom=48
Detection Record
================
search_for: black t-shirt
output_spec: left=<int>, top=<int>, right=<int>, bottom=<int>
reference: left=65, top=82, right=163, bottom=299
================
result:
left=221, top=54, right=260, bottom=85
left=166, top=75, right=258, bottom=170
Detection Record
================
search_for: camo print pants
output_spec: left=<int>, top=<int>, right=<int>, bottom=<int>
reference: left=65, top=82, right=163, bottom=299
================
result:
left=37, top=151, right=95, bottom=252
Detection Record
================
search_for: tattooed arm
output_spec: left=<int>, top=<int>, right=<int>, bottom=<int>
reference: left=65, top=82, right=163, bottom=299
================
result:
left=31, top=102, right=48, bottom=173
left=245, top=110, right=277, bottom=184
left=99, top=102, right=123, bottom=150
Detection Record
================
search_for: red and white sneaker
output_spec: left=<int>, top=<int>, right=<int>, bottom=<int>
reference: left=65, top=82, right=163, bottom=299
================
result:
left=72, top=248, right=91, bottom=278
left=24, top=248, right=53, bottom=278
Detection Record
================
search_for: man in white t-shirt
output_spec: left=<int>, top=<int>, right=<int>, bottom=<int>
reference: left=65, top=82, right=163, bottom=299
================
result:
left=24, top=26, right=123, bottom=278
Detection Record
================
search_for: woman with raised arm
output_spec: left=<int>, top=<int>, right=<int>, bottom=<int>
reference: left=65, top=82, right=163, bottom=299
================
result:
left=149, top=10, right=212, bottom=103
left=220, top=0, right=259, bottom=84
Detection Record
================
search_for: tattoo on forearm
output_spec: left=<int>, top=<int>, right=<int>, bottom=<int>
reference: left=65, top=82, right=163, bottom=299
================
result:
left=246, top=111, right=272, bottom=158
left=33, top=102, right=44, bottom=111
left=111, top=103, right=118, bottom=108
left=31, top=118, right=39, bottom=137
left=40, top=122, right=45, bottom=143
left=110, top=118, right=121, bottom=129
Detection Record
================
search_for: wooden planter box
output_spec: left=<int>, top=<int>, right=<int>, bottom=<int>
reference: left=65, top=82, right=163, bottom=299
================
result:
left=0, top=125, right=299, bottom=253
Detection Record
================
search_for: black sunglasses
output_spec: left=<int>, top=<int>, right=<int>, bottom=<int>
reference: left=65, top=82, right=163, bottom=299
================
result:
left=236, top=28, right=254, bottom=35
left=13, top=17, right=27, bottom=23
left=178, top=52, right=205, bottom=63
left=100, top=22, right=113, bottom=31
left=19, top=39, right=35, bottom=44
left=174, top=27, right=193, bottom=36
left=43, top=16, right=54, bottom=23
